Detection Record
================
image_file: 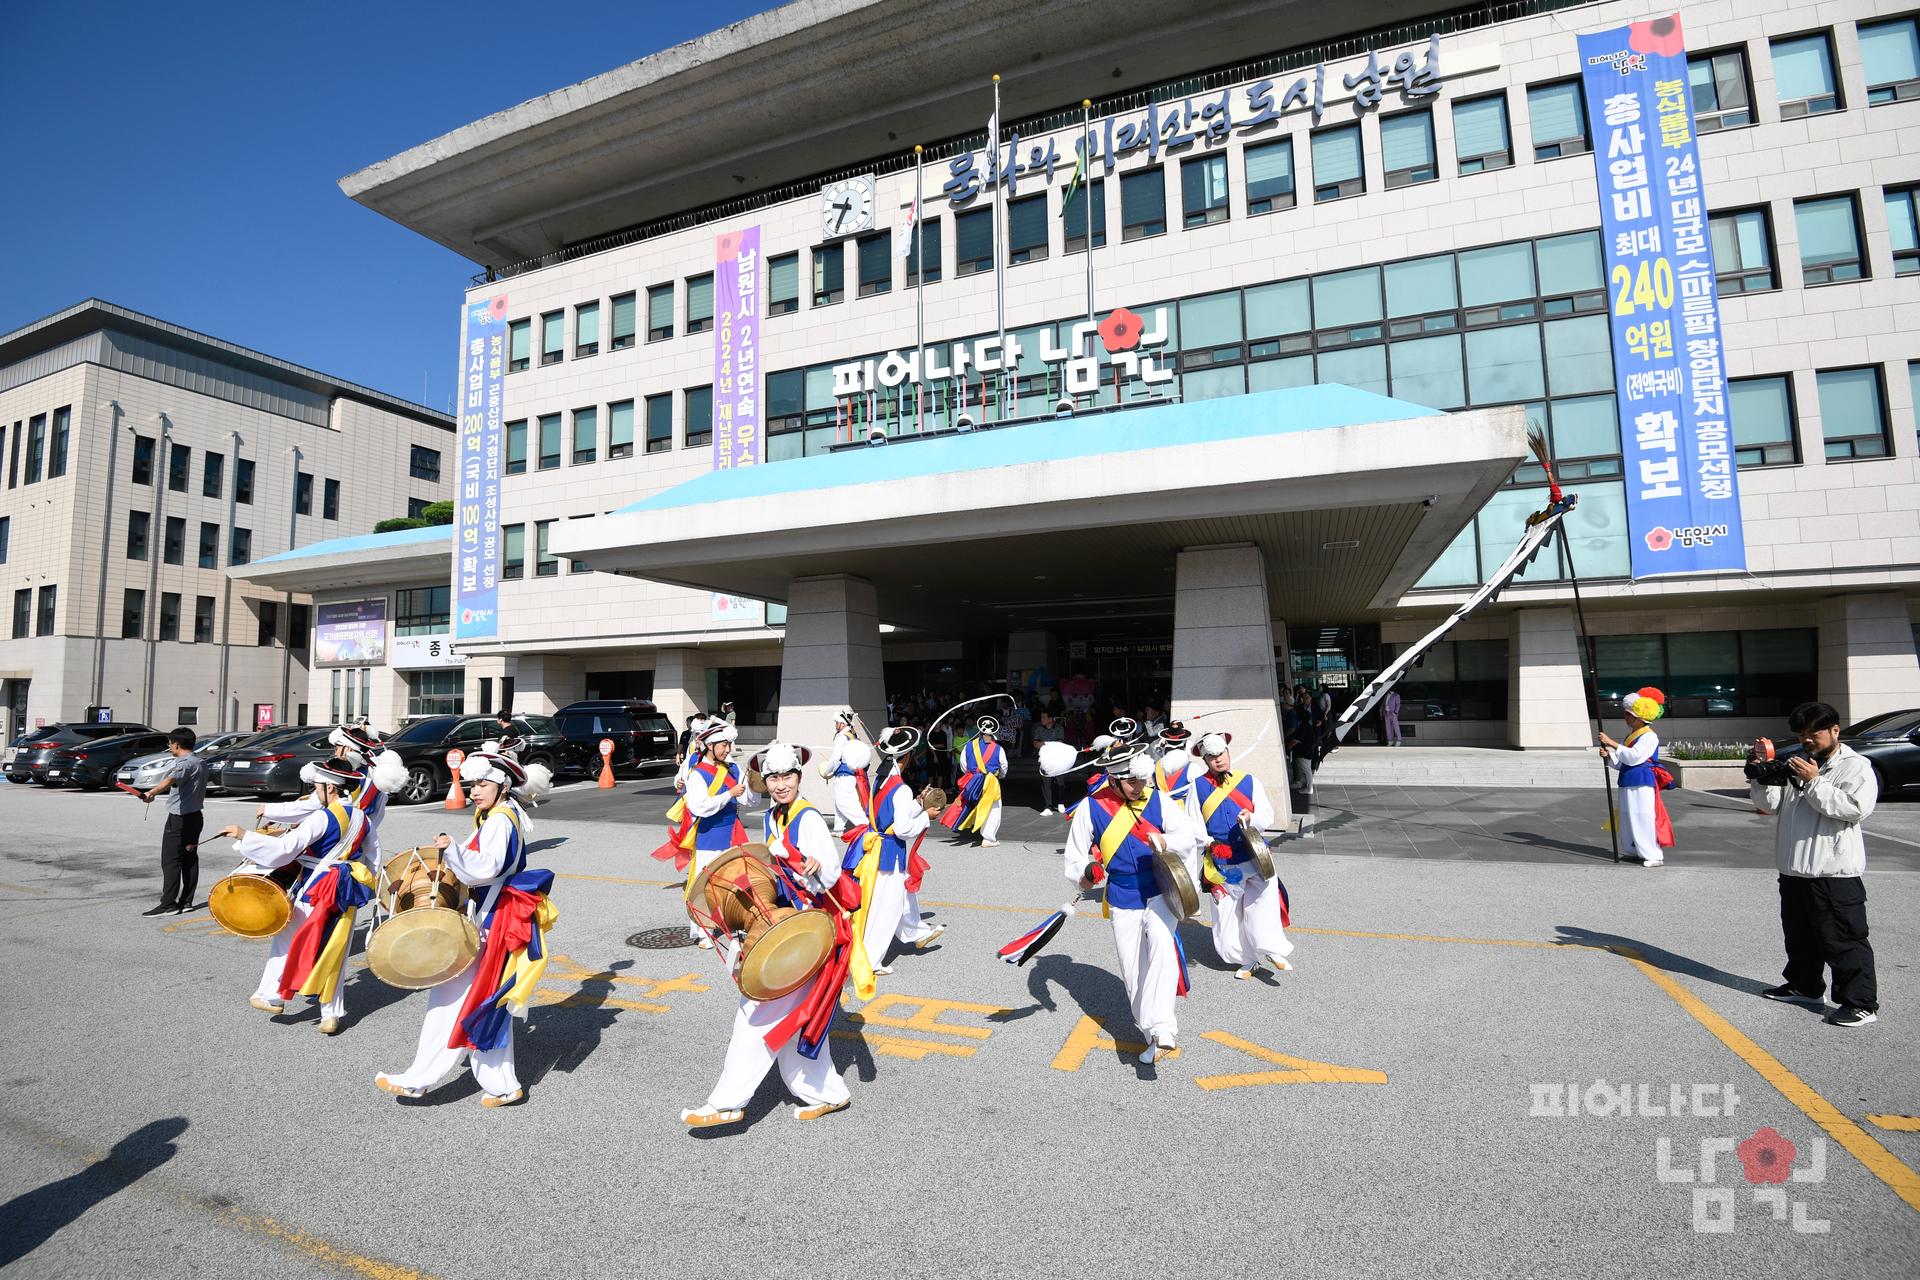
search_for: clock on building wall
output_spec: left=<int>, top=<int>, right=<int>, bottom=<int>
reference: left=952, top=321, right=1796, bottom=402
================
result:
left=819, top=174, right=878, bottom=239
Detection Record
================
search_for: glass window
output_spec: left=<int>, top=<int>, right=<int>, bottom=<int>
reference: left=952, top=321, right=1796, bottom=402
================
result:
left=1885, top=187, right=1920, bottom=275
left=572, top=406, right=597, bottom=464
left=955, top=208, right=993, bottom=276
left=1181, top=153, right=1230, bottom=226
left=645, top=394, right=673, bottom=453
left=575, top=300, right=600, bottom=357
left=230, top=527, right=251, bottom=566
left=0, top=516, right=7, bottom=564
left=194, top=596, right=215, bottom=645
left=395, top=585, right=450, bottom=636
left=505, top=419, right=527, bottom=475
left=158, top=592, right=179, bottom=642
left=1121, top=167, right=1167, bottom=239
left=812, top=244, right=845, bottom=303
left=1551, top=394, right=1620, bottom=459
left=1384, top=254, right=1456, bottom=320
left=293, top=471, right=312, bottom=515
left=537, top=413, right=561, bottom=470
left=1453, top=94, right=1512, bottom=172
left=1312, top=265, right=1382, bottom=332
left=685, top=386, right=714, bottom=448
left=1741, top=629, right=1818, bottom=717
left=1466, top=323, right=1545, bottom=403
left=686, top=273, right=714, bottom=334
left=609, top=400, right=635, bottom=459
left=1459, top=241, right=1536, bottom=311
left=1536, top=231, right=1604, bottom=299
left=1380, top=110, right=1437, bottom=187
left=1248, top=355, right=1315, bottom=392
left=407, top=497, right=431, bottom=520
left=1007, top=195, right=1048, bottom=263
left=540, top=311, right=564, bottom=365
left=47, top=407, right=69, bottom=479
left=406, top=669, right=465, bottom=718
left=131, top=435, right=154, bottom=485
left=1388, top=334, right=1465, bottom=409
left=1527, top=80, right=1589, bottom=159
left=1770, top=31, right=1841, bottom=116
left=121, top=588, right=145, bottom=640
left=126, top=510, right=149, bottom=561
left=198, top=521, right=218, bottom=568
left=769, top=253, right=801, bottom=312
left=1063, top=181, right=1106, bottom=251
left=535, top=520, right=557, bottom=577
left=1689, top=48, right=1753, bottom=130
left=202, top=451, right=223, bottom=498
left=1709, top=208, right=1777, bottom=293
left=1243, top=140, right=1295, bottom=215
left=1543, top=315, right=1612, bottom=396
left=508, top=318, right=531, bottom=371
left=11, top=588, right=29, bottom=639
left=35, top=585, right=55, bottom=636
left=1179, top=291, right=1243, bottom=356
left=409, top=444, right=441, bottom=482
left=1728, top=374, right=1798, bottom=467
left=1861, top=17, right=1920, bottom=103
left=235, top=457, right=254, bottom=504
left=1795, top=194, right=1866, bottom=284
left=1317, top=345, right=1389, bottom=396
left=502, top=524, right=525, bottom=580
left=906, top=220, right=943, bottom=284
left=1415, top=523, right=1479, bottom=588
left=23, top=415, right=43, bottom=484
left=1815, top=365, right=1888, bottom=459
left=1310, top=124, right=1364, bottom=200
left=256, top=599, right=275, bottom=645
left=648, top=284, right=674, bottom=340
left=167, top=443, right=190, bottom=492
left=163, top=516, right=185, bottom=565
left=1245, top=278, right=1312, bottom=349
left=610, top=292, right=636, bottom=349
left=854, top=232, right=892, bottom=296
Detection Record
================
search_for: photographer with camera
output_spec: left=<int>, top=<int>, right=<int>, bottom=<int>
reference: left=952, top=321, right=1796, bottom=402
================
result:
left=1746, top=701, right=1880, bottom=1028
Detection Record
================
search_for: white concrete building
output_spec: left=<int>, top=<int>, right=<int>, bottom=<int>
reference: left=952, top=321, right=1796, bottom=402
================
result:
left=332, top=0, right=1920, bottom=764
left=0, top=300, right=454, bottom=737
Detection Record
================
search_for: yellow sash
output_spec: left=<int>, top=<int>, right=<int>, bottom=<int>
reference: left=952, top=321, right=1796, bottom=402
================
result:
left=666, top=759, right=729, bottom=826
left=1199, top=771, right=1249, bottom=824
left=298, top=860, right=375, bottom=1003
left=957, top=772, right=1002, bottom=833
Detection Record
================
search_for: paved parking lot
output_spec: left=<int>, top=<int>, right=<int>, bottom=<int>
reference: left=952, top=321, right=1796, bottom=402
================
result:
left=2, top=776, right=1916, bottom=1277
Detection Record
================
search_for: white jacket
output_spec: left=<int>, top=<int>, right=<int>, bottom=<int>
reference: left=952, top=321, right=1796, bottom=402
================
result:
left=1749, top=743, right=1878, bottom=878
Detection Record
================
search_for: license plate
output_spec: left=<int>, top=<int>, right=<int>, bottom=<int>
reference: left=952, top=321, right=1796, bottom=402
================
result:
left=47, top=770, right=63, bottom=779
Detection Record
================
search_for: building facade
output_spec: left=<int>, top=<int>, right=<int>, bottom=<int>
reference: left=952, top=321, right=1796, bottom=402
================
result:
left=0, top=301, right=454, bottom=737
left=336, top=0, right=1920, bottom=752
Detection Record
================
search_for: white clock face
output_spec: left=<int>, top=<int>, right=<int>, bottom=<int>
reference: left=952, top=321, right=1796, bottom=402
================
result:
left=821, top=175, right=877, bottom=238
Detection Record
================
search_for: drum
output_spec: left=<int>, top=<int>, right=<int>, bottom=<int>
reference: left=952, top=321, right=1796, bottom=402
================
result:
left=1151, top=843, right=1201, bottom=919
left=688, top=844, right=834, bottom=1001
left=209, top=861, right=302, bottom=938
left=747, top=769, right=769, bottom=795
left=915, top=786, right=948, bottom=816
left=367, top=848, right=478, bottom=990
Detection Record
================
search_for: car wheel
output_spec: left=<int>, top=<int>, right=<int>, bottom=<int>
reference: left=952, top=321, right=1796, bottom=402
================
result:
left=6, top=773, right=27, bottom=784
left=401, top=762, right=440, bottom=805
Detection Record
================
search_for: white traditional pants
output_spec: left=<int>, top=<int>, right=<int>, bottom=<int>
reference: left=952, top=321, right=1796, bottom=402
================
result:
left=979, top=800, right=1002, bottom=842
left=829, top=775, right=863, bottom=832
left=383, top=957, right=521, bottom=1098
left=1619, top=785, right=1661, bottom=863
left=862, top=869, right=908, bottom=966
left=1211, top=869, right=1294, bottom=968
left=686, top=843, right=724, bottom=939
left=1110, top=896, right=1181, bottom=1047
left=898, top=887, right=937, bottom=943
left=707, top=989, right=850, bottom=1111
left=253, top=898, right=347, bottom=1019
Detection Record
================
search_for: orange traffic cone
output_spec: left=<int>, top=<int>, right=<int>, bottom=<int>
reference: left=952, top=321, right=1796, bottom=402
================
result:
left=597, top=747, right=616, bottom=789
left=445, top=766, right=467, bottom=810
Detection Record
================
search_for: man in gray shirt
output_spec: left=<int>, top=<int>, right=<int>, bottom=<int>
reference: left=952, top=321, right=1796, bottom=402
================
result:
left=141, top=728, right=208, bottom=916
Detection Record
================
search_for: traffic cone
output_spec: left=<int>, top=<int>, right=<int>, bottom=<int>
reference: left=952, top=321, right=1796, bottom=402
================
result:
left=445, top=768, right=467, bottom=810
left=597, top=751, right=616, bottom=789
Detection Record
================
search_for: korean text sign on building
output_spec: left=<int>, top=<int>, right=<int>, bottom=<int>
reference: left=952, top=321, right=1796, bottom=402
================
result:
left=714, top=227, right=761, bottom=470
left=1578, top=15, right=1745, bottom=578
left=454, top=295, right=508, bottom=638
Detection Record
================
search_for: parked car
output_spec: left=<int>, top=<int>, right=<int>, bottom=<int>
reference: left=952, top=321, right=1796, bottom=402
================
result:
left=9, top=722, right=158, bottom=784
left=115, top=730, right=252, bottom=792
left=383, top=714, right=577, bottom=805
left=43, top=731, right=171, bottom=790
left=201, top=727, right=301, bottom=795
left=553, top=700, right=677, bottom=778
left=215, top=729, right=338, bottom=799
left=1773, top=708, right=1920, bottom=799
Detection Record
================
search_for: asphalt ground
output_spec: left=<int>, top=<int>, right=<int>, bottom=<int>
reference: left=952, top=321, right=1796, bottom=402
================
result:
left=2, top=775, right=1917, bottom=1279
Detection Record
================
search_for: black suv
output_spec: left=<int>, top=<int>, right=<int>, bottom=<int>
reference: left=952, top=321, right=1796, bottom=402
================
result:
left=9, top=722, right=158, bottom=784
left=553, top=700, right=677, bottom=778
left=384, top=714, right=575, bottom=805
left=43, top=731, right=173, bottom=790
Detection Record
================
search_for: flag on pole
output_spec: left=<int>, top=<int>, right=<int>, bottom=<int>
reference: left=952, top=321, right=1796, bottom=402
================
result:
left=895, top=199, right=917, bottom=260
left=1060, top=144, right=1086, bottom=219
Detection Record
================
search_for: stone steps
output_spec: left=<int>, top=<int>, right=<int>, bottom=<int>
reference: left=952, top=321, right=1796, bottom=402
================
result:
left=1315, top=747, right=1606, bottom=790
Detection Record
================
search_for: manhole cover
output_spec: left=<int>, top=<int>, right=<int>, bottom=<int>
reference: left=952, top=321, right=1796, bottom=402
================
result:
left=628, top=927, right=701, bottom=950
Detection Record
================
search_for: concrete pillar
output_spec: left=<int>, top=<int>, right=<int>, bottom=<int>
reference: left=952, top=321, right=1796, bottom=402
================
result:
left=515, top=653, right=581, bottom=715
left=652, top=648, right=707, bottom=729
left=1817, top=592, right=1920, bottom=724
left=1170, top=544, right=1289, bottom=824
left=464, top=655, right=511, bottom=720
left=775, top=574, right=886, bottom=805
left=1506, top=607, right=1593, bottom=749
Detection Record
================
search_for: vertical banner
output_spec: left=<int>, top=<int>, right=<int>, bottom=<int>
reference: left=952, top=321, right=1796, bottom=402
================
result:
left=454, top=294, right=508, bottom=639
left=713, top=227, right=761, bottom=470
left=1578, top=15, right=1745, bottom=578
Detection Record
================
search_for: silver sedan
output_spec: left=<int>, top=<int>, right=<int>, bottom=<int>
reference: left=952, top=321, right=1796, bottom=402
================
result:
left=114, top=732, right=250, bottom=791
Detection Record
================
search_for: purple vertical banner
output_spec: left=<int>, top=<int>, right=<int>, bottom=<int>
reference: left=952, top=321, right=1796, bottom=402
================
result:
left=454, top=294, right=508, bottom=639
left=713, top=226, right=761, bottom=470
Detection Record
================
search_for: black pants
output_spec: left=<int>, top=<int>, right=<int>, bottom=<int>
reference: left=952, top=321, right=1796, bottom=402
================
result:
left=161, top=812, right=204, bottom=907
left=1778, top=875, right=1877, bottom=1011
left=1040, top=774, right=1060, bottom=811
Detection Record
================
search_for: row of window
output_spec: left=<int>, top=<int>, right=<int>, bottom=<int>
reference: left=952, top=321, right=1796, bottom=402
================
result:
left=0, top=407, right=73, bottom=490
left=116, top=589, right=308, bottom=646
left=502, top=390, right=713, bottom=470
left=10, top=585, right=55, bottom=638
left=125, top=437, right=443, bottom=513
left=125, top=511, right=257, bottom=567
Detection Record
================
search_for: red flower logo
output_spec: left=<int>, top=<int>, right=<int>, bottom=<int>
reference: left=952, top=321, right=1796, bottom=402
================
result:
left=716, top=232, right=742, bottom=262
left=1644, top=527, right=1675, bottom=552
left=1737, top=1127, right=1796, bottom=1185
left=1099, top=306, right=1144, bottom=354
left=1628, top=15, right=1686, bottom=59
left=486, top=295, right=508, bottom=321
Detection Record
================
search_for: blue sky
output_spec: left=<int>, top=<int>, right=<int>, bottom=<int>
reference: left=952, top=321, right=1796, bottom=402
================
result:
left=0, top=1, right=775, bottom=411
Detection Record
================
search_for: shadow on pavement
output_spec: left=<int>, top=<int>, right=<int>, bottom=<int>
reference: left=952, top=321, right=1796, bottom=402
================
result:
left=0, top=1116, right=188, bottom=1267
left=1501, top=830, right=1619, bottom=862
left=520, top=958, right=638, bottom=1088
left=1552, top=924, right=1771, bottom=996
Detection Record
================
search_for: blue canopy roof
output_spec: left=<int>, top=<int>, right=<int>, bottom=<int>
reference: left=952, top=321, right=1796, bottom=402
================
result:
left=250, top=522, right=452, bottom=564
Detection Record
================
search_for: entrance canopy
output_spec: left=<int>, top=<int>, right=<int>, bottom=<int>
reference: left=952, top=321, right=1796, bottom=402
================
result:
left=556, top=385, right=1526, bottom=633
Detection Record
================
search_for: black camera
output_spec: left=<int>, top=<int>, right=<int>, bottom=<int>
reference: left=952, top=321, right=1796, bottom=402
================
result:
left=1744, top=753, right=1795, bottom=786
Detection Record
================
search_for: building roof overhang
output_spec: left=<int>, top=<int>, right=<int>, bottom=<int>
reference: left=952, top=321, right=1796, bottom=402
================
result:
left=228, top=525, right=453, bottom=594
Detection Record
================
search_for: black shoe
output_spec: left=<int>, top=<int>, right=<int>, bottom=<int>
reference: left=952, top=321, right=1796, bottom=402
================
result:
left=1760, top=983, right=1820, bottom=1004
left=1826, top=1006, right=1878, bottom=1028
left=141, top=903, right=176, bottom=917
left=174, top=902, right=196, bottom=914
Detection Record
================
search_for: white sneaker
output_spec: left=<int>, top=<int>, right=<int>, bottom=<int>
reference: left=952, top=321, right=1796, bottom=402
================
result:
left=696, top=936, right=714, bottom=950
left=1039, top=808, right=1053, bottom=816
left=914, top=924, right=947, bottom=948
left=1641, top=859, right=1664, bottom=869
left=980, top=839, right=1001, bottom=848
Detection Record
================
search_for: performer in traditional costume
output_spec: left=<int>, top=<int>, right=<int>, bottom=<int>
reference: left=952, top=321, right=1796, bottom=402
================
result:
left=258, top=725, right=407, bottom=865
left=654, top=721, right=751, bottom=943
left=844, top=726, right=945, bottom=976
left=674, top=713, right=713, bottom=794
left=1155, top=720, right=1196, bottom=801
left=817, top=709, right=871, bottom=835
left=940, top=715, right=1008, bottom=847
left=1062, top=742, right=1203, bottom=1064
left=214, top=760, right=373, bottom=1035
left=1186, top=732, right=1293, bottom=979
left=1599, top=686, right=1673, bottom=867
left=375, top=749, right=555, bottom=1107
left=683, top=743, right=853, bottom=1127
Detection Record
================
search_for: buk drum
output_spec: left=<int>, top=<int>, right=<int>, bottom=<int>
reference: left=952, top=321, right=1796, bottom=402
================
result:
left=688, top=844, right=834, bottom=1001
left=209, top=860, right=302, bottom=939
left=367, top=847, right=479, bottom=990
left=1151, top=843, right=1202, bottom=919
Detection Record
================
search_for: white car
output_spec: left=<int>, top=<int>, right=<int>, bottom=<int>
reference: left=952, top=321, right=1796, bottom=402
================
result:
left=114, top=731, right=250, bottom=791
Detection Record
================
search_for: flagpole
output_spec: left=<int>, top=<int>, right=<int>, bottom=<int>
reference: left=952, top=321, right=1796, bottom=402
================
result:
left=1081, top=99, right=1094, bottom=337
left=915, top=143, right=926, bottom=435
left=991, top=73, right=1007, bottom=422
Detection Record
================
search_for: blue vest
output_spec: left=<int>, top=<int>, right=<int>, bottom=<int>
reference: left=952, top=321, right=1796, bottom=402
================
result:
left=1617, top=731, right=1659, bottom=789
left=1194, top=773, right=1257, bottom=863
left=1087, top=790, right=1168, bottom=911
left=692, top=761, right=746, bottom=849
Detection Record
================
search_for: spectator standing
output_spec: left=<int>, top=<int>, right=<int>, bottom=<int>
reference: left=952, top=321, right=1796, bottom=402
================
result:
left=140, top=728, right=208, bottom=916
left=1383, top=689, right=1403, bottom=746
left=1033, top=710, right=1067, bottom=814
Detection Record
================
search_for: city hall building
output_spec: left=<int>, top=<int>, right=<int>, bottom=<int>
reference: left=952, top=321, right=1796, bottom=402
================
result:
left=315, top=0, right=1920, bottom=779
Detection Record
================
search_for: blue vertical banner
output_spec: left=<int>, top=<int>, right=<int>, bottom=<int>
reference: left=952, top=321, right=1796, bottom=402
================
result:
left=713, top=226, right=761, bottom=470
left=1578, top=14, right=1745, bottom=578
left=453, top=294, right=508, bottom=640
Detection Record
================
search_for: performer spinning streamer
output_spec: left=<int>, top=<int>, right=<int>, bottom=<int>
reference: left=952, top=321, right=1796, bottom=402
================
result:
left=1187, top=732, right=1293, bottom=979
left=655, top=720, right=752, bottom=944
left=845, top=725, right=946, bottom=977
left=940, top=716, right=1008, bottom=846
left=818, top=709, right=871, bottom=836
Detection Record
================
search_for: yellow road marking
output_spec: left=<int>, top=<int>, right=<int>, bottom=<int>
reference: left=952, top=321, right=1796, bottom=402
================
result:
left=831, top=1022, right=979, bottom=1060
left=1192, top=1031, right=1390, bottom=1091
left=0, top=880, right=48, bottom=894
left=1868, top=1115, right=1920, bottom=1133
left=856, top=992, right=1008, bottom=1040
left=1050, top=1014, right=1146, bottom=1071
